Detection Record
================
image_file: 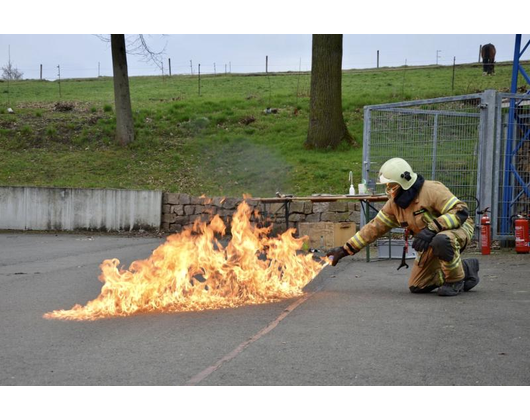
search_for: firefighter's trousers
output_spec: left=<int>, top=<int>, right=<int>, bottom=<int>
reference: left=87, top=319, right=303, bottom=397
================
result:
left=408, top=219, right=474, bottom=291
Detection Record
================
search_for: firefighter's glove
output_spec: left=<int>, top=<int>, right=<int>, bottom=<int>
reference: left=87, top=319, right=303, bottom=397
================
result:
left=326, top=247, right=349, bottom=266
left=412, top=228, right=437, bottom=252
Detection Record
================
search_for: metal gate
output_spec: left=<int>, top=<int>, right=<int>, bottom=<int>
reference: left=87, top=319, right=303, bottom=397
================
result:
left=494, top=93, right=530, bottom=237
left=362, top=91, right=499, bottom=238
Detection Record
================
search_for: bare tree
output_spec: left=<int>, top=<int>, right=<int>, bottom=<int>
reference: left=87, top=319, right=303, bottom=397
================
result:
left=305, top=35, right=354, bottom=149
left=111, top=35, right=135, bottom=146
left=2, top=46, right=24, bottom=80
left=101, top=35, right=166, bottom=145
left=1, top=62, right=23, bottom=80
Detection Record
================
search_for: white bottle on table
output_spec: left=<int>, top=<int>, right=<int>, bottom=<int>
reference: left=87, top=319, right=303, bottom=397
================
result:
left=348, top=171, right=356, bottom=195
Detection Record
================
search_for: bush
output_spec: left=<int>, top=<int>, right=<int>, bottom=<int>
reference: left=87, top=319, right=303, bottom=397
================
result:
left=46, top=125, right=57, bottom=138
left=21, top=125, right=33, bottom=135
left=103, top=104, right=113, bottom=113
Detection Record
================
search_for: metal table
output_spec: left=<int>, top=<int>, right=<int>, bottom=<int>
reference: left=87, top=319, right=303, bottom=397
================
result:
left=257, top=194, right=388, bottom=262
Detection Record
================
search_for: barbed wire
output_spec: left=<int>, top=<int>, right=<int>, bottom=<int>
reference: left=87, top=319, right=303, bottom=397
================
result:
left=3, top=55, right=522, bottom=81
left=3, top=64, right=471, bottom=78
left=3, top=47, right=519, bottom=72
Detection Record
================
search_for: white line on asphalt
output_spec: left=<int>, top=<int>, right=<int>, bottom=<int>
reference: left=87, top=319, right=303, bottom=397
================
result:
left=184, top=280, right=328, bottom=386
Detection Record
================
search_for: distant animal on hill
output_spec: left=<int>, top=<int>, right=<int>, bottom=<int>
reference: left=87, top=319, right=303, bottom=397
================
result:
left=481, top=44, right=496, bottom=75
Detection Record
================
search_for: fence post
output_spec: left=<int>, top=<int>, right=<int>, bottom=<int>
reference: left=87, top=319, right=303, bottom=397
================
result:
left=40, top=64, right=42, bottom=80
left=478, top=89, right=497, bottom=223
left=452, top=57, right=456, bottom=92
left=492, top=91, right=504, bottom=240
left=57, top=65, right=61, bottom=98
left=198, top=64, right=201, bottom=96
left=168, top=58, right=172, bottom=77
left=361, top=106, right=372, bottom=229
left=377, top=50, right=379, bottom=68
left=432, top=114, right=439, bottom=179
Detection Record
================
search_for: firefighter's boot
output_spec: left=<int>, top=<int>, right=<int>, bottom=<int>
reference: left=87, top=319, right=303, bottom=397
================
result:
left=462, top=258, right=480, bottom=291
left=437, top=280, right=464, bottom=296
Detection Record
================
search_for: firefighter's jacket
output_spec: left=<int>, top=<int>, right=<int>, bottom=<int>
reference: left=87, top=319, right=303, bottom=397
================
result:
left=344, top=180, right=473, bottom=255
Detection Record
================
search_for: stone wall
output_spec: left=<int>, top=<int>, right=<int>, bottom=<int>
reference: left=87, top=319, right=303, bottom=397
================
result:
left=161, top=193, right=361, bottom=233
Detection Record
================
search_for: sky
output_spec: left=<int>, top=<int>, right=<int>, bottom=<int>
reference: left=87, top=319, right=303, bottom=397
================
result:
left=0, top=34, right=526, bottom=80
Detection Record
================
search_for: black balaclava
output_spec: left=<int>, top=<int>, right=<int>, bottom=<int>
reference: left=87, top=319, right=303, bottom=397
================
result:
left=394, top=174, right=425, bottom=209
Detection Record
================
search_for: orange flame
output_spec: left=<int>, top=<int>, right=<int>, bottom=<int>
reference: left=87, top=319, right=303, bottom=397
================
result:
left=44, top=201, right=325, bottom=321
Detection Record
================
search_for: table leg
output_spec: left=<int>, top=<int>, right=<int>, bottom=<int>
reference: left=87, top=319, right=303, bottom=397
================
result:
left=363, top=200, right=370, bottom=263
left=285, top=201, right=290, bottom=230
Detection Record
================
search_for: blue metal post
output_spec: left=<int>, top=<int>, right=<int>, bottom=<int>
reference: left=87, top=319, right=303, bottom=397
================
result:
left=501, top=34, right=530, bottom=235
left=501, top=35, right=522, bottom=234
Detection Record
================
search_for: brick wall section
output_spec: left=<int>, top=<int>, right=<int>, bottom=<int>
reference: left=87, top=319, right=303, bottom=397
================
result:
left=161, top=193, right=362, bottom=233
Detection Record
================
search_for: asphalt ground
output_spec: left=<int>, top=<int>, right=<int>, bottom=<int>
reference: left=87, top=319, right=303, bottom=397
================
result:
left=1, top=232, right=529, bottom=386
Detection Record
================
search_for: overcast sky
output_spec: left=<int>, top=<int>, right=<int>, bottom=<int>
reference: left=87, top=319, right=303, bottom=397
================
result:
left=0, top=34, right=526, bottom=80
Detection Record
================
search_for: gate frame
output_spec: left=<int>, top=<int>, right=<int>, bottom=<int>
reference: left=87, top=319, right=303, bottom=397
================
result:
left=494, top=92, right=530, bottom=238
left=362, top=90, right=498, bottom=237
left=496, top=35, right=530, bottom=237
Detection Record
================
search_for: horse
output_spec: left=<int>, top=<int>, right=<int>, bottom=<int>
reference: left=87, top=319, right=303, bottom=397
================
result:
left=481, top=44, right=496, bottom=75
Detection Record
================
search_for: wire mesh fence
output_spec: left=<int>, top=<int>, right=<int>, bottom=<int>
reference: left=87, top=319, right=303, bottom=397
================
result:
left=363, top=94, right=483, bottom=223
left=495, top=94, right=530, bottom=236
left=363, top=91, right=530, bottom=240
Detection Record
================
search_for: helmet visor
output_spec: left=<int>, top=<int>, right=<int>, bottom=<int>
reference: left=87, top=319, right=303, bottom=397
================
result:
left=377, top=173, right=394, bottom=185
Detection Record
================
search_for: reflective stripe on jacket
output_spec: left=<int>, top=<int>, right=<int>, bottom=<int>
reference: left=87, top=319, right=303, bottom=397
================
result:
left=344, top=180, right=471, bottom=255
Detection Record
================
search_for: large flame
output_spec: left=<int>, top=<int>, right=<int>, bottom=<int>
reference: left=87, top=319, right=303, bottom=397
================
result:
left=44, top=201, right=325, bottom=321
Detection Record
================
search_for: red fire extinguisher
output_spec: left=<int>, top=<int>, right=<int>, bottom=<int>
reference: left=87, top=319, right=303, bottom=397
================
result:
left=514, top=214, right=530, bottom=254
left=478, top=207, right=491, bottom=255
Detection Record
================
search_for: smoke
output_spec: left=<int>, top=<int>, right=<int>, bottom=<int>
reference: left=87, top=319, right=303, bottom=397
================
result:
left=203, top=136, right=291, bottom=197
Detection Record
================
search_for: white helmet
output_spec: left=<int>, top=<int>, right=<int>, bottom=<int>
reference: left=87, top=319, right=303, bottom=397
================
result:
left=377, top=158, right=418, bottom=190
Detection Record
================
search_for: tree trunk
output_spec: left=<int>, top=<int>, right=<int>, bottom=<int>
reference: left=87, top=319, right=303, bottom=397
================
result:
left=305, top=34, right=354, bottom=149
left=111, top=34, right=134, bottom=146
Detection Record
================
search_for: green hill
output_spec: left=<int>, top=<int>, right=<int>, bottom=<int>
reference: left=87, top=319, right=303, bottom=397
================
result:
left=0, top=61, right=523, bottom=197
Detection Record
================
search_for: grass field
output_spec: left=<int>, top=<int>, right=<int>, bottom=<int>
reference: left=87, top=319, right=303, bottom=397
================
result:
left=0, top=61, right=523, bottom=197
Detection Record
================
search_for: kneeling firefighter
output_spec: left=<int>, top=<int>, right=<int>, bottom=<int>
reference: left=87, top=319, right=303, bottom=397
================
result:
left=327, top=158, right=480, bottom=296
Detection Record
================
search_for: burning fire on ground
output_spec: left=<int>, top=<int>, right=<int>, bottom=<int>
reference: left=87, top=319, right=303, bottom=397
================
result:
left=44, top=200, right=326, bottom=321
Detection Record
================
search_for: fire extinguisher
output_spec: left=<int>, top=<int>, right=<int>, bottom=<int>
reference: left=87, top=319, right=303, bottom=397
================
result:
left=514, top=214, right=530, bottom=254
left=478, top=207, right=491, bottom=255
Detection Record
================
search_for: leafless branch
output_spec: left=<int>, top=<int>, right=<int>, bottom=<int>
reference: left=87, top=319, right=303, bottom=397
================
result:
left=94, top=34, right=110, bottom=43
left=2, top=61, right=23, bottom=80
left=95, top=34, right=167, bottom=70
left=126, top=35, right=167, bottom=70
